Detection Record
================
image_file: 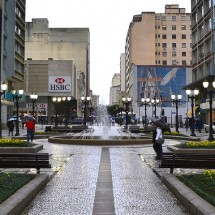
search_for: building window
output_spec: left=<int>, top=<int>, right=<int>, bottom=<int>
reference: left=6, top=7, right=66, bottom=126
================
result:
left=172, top=43, right=176, bottom=48
left=201, top=6, right=204, bottom=16
left=162, top=43, right=167, bottom=48
left=182, top=60, right=187, bottom=65
left=181, top=16, right=186, bottom=21
left=172, top=52, right=177, bottom=57
left=162, top=60, right=167, bottom=65
left=172, top=34, right=176, bottom=39
left=172, top=25, right=176, bottom=30
left=181, top=25, right=186, bottom=30
left=172, top=60, right=178, bottom=65
left=162, top=25, right=167, bottom=30
left=182, top=34, right=186, bottom=39
left=182, top=52, right=186, bottom=57
left=182, top=43, right=186, bottom=48
left=208, top=18, right=212, bottom=30
left=172, top=16, right=176, bottom=21
left=162, top=52, right=167, bottom=57
left=162, top=34, right=167, bottom=39
left=162, top=16, right=166, bottom=21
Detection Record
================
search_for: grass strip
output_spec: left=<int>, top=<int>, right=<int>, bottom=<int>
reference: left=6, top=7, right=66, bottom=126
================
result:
left=177, top=174, right=215, bottom=207
left=0, top=173, right=35, bottom=204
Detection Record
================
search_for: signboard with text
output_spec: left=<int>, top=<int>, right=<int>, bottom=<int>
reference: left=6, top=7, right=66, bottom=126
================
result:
left=26, top=103, right=48, bottom=109
left=49, top=76, right=71, bottom=92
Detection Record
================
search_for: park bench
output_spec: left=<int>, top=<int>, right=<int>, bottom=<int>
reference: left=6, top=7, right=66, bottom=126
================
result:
left=159, top=152, right=215, bottom=173
left=0, top=153, right=51, bottom=173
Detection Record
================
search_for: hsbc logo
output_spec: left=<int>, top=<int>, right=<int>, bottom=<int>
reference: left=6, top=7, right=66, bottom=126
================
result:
left=55, top=78, right=65, bottom=84
left=49, top=76, right=71, bottom=92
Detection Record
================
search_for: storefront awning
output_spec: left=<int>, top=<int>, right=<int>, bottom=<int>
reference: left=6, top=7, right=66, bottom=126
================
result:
left=186, top=106, right=199, bottom=117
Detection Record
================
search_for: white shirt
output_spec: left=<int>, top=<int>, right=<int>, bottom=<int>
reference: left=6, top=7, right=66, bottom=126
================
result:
left=155, top=127, right=163, bottom=140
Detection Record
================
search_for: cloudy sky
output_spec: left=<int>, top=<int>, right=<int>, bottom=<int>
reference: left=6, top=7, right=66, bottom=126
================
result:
left=26, top=0, right=191, bottom=105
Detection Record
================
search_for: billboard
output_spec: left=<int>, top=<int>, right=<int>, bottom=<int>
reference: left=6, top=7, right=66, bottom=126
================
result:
left=137, top=67, right=187, bottom=107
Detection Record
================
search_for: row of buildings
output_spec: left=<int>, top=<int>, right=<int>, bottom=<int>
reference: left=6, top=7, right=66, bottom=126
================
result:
left=110, top=2, right=214, bottom=126
left=0, top=0, right=99, bottom=126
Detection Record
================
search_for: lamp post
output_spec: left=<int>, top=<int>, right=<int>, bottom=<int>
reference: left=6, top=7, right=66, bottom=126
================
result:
left=81, top=96, right=91, bottom=127
left=203, top=80, right=215, bottom=141
left=151, top=97, right=159, bottom=117
left=62, top=97, right=71, bottom=126
left=122, top=97, right=131, bottom=129
left=171, top=94, right=182, bottom=133
left=0, top=82, right=7, bottom=138
left=52, top=97, right=62, bottom=126
left=186, top=89, right=199, bottom=136
left=30, top=93, right=38, bottom=118
left=141, top=97, right=150, bottom=126
left=12, top=88, right=24, bottom=136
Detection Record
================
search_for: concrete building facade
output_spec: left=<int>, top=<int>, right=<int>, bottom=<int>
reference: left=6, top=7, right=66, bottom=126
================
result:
left=125, top=4, right=192, bottom=123
left=24, top=18, right=90, bottom=122
left=0, top=0, right=26, bottom=126
left=109, top=73, right=120, bottom=105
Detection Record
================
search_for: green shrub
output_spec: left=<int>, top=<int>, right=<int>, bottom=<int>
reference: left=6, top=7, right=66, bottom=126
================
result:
left=176, top=140, right=215, bottom=148
left=0, top=173, right=35, bottom=203
left=177, top=171, right=215, bottom=207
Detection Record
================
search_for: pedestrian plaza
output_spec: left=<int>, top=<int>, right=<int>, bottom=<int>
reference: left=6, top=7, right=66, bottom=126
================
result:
left=0, top=125, right=213, bottom=215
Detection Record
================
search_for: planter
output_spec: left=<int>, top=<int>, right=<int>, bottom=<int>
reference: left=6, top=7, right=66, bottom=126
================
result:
left=167, top=145, right=215, bottom=154
left=0, top=144, right=43, bottom=153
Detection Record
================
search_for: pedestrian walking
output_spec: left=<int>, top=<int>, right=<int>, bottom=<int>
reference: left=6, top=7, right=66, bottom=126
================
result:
left=25, top=118, right=35, bottom=142
left=7, top=120, right=14, bottom=136
left=152, top=124, right=163, bottom=160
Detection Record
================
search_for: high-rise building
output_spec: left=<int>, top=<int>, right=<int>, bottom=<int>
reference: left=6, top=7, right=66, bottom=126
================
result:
left=0, top=0, right=26, bottom=126
left=109, top=73, right=120, bottom=105
left=124, top=4, right=192, bottom=123
left=187, top=0, right=214, bottom=125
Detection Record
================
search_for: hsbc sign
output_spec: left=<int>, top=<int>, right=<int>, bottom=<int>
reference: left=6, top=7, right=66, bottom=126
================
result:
left=49, top=76, right=71, bottom=92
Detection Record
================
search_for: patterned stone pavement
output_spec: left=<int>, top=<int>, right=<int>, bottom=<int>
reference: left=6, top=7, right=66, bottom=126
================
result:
left=14, top=125, right=191, bottom=215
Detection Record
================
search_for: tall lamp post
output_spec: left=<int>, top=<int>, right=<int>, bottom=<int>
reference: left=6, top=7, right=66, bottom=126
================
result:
left=30, top=93, right=38, bottom=118
left=186, top=89, right=199, bottom=136
left=171, top=94, right=182, bottom=133
left=81, top=96, right=91, bottom=127
left=122, top=97, right=131, bottom=129
left=0, top=82, right=7, bottom=138
left=12, top=88, right=24, bottom=136
left=62, top=96, right=71, bottom=126
left=203, top=80, right=215, bottom=141
left=141, top=97, right=150, bottom=126
left=151, top=97, right=159, bottom=117
left=52, top=97, right=62, bottom=126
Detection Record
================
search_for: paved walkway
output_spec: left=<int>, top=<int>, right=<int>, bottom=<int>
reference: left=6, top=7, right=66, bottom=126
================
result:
left=5, top=125, right=192, bottom=215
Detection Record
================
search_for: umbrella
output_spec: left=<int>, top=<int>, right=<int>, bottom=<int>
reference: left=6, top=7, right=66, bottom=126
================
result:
left=21, top=115, right=35, bottom=122
left=148, top=117, right=171, bottom=132
left=8, top=117, right=21, bottom=122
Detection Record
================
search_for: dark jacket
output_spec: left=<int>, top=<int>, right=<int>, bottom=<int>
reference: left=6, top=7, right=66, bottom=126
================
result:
left=7, top=121, right=14, bottom=131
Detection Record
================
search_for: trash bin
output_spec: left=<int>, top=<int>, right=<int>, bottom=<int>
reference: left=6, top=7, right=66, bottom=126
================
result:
left=45, top=126, right=52, bottom=132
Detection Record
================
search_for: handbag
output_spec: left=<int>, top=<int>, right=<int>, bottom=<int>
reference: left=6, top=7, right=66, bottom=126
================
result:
left=156, top=137, right=164, bottom=144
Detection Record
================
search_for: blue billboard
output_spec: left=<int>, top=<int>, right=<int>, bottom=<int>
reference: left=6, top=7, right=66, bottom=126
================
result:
left=137, top=66, right=187, bottom=107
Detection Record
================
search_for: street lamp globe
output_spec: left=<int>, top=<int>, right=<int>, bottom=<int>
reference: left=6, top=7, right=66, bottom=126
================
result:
left=1, top=82, right=7, bottom=91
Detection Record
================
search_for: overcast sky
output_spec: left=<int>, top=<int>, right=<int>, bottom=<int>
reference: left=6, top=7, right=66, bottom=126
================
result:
left=26, top=0, right=191, bottom=105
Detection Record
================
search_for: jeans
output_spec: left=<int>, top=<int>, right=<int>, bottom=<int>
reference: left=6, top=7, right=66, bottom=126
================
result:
left=27, top=130, right=34, bottom=142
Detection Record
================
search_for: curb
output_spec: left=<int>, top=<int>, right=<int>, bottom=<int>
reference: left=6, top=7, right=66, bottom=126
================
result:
left=162, top=174, right=215, bottom=215
left=0, top=174, right=49, bottom=215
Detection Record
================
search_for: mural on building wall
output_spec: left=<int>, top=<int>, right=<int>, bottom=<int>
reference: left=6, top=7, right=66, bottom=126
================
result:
left=137, top=66, right=187, bottom=107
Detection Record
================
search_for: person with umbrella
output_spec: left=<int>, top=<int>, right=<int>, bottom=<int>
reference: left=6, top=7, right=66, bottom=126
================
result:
left=7, top=119, right=15, bottom=136
left=152, top=123, right=163, bottom=160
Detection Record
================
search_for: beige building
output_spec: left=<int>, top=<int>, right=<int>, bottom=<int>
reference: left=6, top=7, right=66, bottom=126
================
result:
left=109, top=73, right=120, bottom=105
left=125, top=4, right=191, bottom=95
left=24, top=18, right=90, bottom=122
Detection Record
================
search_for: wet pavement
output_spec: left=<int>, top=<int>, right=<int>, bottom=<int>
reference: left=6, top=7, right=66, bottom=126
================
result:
left=0, top=125, right=192, bottom=215
left=1, top=124, right=212, bottom=214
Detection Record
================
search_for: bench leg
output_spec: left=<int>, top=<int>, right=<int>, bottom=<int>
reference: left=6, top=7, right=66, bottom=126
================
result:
left=36, top=168, right=40, bottom=174
left=170, top=168, right=173, bottom=174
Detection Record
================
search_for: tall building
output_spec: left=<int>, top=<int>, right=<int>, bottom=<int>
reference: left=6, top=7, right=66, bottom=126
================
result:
left=24, top=18, right=90, bottom=122
left=187, top=0, right=215, bottom=125
left=125, top=4, right=192, bottom=123
left=0, top=0, right=26, bottom=125
left=109, top=73, right=120, bottom=105
left=120, top=53, right=126, bottom=100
